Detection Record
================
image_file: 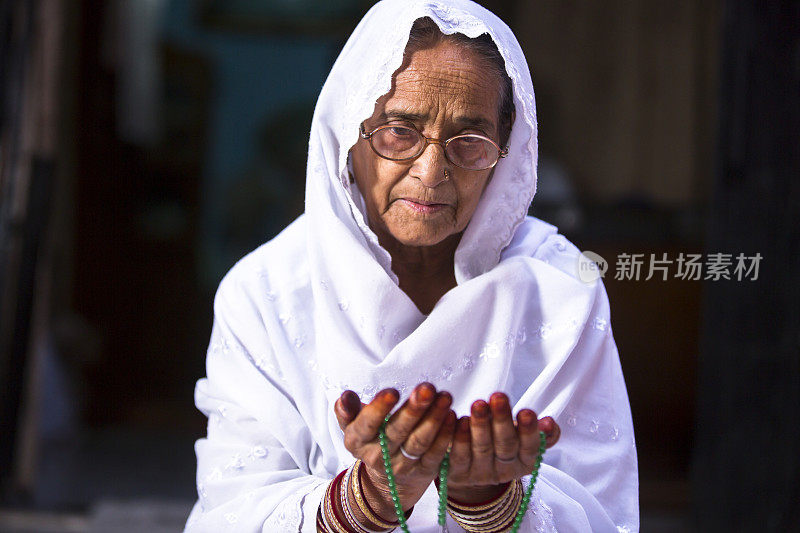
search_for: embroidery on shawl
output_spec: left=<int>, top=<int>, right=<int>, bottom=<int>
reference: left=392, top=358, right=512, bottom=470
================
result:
left=522, top=479, right=557, bottom=532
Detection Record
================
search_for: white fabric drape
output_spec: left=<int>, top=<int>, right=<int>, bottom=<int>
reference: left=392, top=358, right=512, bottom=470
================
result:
left=184, top=1, right=639, bottom=532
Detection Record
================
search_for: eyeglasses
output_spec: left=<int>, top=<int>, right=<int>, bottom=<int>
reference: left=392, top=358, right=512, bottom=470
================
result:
left=359, top=122, right=508, bottom=171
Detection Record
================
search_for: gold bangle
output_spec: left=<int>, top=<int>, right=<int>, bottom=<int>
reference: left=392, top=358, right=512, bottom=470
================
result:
left=448, top=484, right=515, bottom=522
left=467, top=485, right=521, bottom=532
left=323, top=473, right=352, bottom=533
left=350, top=459, right=399, bottom=530
left=466, top=487, right=521, bottom=532
left=448, top=492, right=511, bottom=523
left=447, top=481, right=515, bottom=512
left=340, top=465, right=368, bottom=533
left=448, top=480, right=523, bottom=532
left=341, top=464, right=392, bottom=533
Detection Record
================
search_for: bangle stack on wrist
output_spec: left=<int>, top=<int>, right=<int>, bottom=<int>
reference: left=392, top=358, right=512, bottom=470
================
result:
left=446, top=480, right=523, bottom=532
left=317, top=460, right=406, bottom=533
left=319, top=469, right=350, bottom=533
left=351, top=460, right=402, bottom=531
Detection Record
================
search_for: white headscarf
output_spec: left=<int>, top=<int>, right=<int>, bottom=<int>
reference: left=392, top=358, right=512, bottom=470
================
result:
left=185, top=1, right=639, bottom=532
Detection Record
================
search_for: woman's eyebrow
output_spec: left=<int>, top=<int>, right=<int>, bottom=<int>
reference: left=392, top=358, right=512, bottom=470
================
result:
left=379, top=110, right=427, bottom=122
left=453, top=115, right=495, bottom=131
left=379, top=110, right=495, bottom=131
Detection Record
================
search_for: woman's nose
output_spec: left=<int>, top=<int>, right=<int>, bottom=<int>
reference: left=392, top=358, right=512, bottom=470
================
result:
left=410, top=142, right=449, bottom=187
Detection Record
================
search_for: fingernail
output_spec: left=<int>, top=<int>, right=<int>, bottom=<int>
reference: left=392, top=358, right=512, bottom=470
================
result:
left=518, top=410, right=535, bottom=426
left=472, top=400, right=489, bottom=417
left=490, top=393, right=509, bottom=409
left=457, top=416, right=470, bottom=434
left=415, top=384, right=435, bottom=404
left=436, top=391, right=452, bottom=407
left=379, top=389, right=399, bottom=403
left=342, top=390, right=360, bottom=412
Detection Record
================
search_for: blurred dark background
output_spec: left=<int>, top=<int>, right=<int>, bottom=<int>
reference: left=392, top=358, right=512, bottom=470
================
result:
left=1, top=0, right=797, bottom=531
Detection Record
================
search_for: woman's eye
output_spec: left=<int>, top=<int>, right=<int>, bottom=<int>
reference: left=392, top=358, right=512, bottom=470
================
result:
left=453, top=136, right=484, bottom=149
left=388, top=126, right=415, bottom=137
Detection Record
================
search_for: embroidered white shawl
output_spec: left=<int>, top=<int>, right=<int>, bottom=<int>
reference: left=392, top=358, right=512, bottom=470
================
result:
left=185, top=1, right=639, bottom=531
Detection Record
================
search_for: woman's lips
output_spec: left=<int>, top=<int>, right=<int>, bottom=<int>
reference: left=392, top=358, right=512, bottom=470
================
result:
left=399, top=198, right=448, bottom=214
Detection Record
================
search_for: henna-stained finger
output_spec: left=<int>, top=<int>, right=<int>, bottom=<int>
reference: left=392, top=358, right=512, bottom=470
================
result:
left=395, top=391, right=452, bottom=463
left=489, top=392, right=519, bottom=463
left=344, top=388, right=399, bottom=453
left=384, top=383, right=437, bottom=448
left=418, top=410, right=456, bottom=474
left=537, top=416, right=561, bottom=448
left=469, top=400, right=495, bottom=478
left=447, top=416, right=471, bottom=477
left=334, top=390, right=362, bottom=431
left=516, top=409, right=541, bottom=465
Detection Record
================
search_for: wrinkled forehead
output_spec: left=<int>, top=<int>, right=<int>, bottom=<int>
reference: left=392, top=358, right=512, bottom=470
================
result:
left=397, top=36, right=503, bottom=88
left=367, top=41, right=503, bottom=131
left=390, top=49, right=499, bottom=124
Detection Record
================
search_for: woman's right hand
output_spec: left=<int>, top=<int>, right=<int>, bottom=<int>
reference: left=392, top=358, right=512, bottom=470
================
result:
left=334, top=383, right=456, bottom=525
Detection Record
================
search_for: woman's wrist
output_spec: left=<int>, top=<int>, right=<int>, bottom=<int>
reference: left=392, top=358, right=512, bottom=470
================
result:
left=446, top=480, right=524, bottom=532
left=349, top=462, right=398, bottom=530
left=360, top=463, right=413, bottom=522
left=320, top=462, right=401, bottom=533
left=445, top=481, right=509, bottom=505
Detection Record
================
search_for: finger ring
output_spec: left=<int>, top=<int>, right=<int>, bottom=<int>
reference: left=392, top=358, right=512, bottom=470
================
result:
left=400, top=445, right=421, bottom=461
left=495, top=455, right=517, bottom=464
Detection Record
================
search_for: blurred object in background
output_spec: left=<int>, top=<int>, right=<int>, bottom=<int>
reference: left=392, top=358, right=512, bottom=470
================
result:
left=112, top=0, right=167, bottom=147
left=532, top=156, right=583, bottom=236
left=200, top=0, right=367, bottom=35
left=220, top=102, right=313, bottom=258
left=523, top=4, right=721, bottom=527
left=1, top=0, right=371, bottom=524
left=517, top=0, right=719, bottom=207
left=693, top=0, right=800, bottom=530
left=0, top=0, right=797, bottom=531
left=1, top=0, right=69, bottom=503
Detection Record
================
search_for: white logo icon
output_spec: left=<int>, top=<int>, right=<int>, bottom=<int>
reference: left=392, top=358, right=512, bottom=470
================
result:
left=577, top=251, right=608, bottom=283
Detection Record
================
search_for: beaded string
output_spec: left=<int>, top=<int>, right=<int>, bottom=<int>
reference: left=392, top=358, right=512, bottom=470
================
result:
left=377, top=417, right=546, bottom=533
left=437, top=451, right=449, bottom=531
left=378, top=417, right=411, bottom=533
left=510, top=430, right=547, bottom=533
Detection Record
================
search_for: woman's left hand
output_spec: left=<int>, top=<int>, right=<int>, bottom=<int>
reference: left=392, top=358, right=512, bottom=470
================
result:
left=446, top=392, right=560, bottom=504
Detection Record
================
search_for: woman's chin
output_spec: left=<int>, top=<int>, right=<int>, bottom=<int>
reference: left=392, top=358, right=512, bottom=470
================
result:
left=375, top=206, right=462, bottom=248
left=386, top=225, right=457, bottom=248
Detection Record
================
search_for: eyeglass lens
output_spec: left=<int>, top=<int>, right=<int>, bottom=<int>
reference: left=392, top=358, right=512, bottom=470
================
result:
left=370, top=125, right=500, bottom=170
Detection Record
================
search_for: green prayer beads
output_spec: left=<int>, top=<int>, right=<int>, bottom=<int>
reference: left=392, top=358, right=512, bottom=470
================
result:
left=378, top=423, right=409, bottom=533
left=510, top=430, right=547, bottom=533
left=437, top=452, right=449, bottom=527
left=377, top=416, right=546, bottom=532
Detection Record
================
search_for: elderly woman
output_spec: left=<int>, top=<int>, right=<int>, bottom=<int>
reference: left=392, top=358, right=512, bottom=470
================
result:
left=185, top=1, right=638, bottom=532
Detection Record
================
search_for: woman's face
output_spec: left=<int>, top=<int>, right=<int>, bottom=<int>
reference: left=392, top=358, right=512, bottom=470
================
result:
left=350, top=40, right=503, bottom=249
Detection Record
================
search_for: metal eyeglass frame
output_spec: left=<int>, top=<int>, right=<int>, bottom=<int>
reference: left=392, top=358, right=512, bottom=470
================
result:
left=359, top=122, right=509, bottom=171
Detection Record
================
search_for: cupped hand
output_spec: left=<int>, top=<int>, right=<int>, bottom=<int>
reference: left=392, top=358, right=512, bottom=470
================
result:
left=447, top=392, right=561, bottom=504
left=334, top=382, right=456, bottom=521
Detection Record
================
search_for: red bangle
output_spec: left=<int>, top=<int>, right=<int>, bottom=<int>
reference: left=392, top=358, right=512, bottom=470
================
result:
left=323, top=469, right=357, bottom=533
left=330, top=470, right=357, bottom=533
